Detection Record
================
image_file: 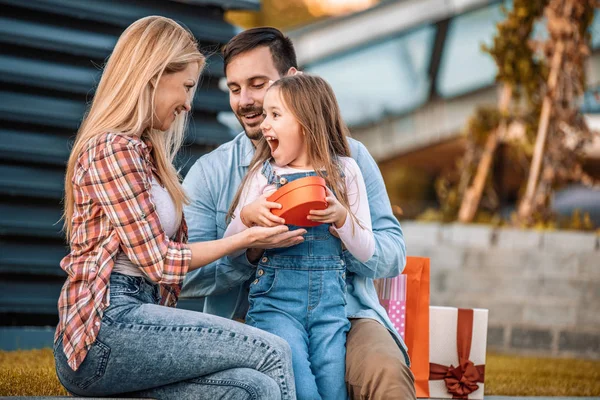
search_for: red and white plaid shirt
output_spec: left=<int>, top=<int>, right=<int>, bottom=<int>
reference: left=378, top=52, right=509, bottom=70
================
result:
left=56, top=132, right=192, bottom=371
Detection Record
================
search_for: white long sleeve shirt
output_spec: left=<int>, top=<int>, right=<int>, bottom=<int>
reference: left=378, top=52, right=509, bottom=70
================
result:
left=225, top=157, right=375, bottom=263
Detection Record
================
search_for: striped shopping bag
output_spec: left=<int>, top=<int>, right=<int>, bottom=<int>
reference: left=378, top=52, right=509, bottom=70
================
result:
left=374, top=274, right=407, bottom=339
left=375, top=257, right=431, bottom=397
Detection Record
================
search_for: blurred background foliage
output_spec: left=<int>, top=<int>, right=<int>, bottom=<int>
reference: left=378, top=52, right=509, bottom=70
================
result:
left=225, top=0, right=599, bottom=232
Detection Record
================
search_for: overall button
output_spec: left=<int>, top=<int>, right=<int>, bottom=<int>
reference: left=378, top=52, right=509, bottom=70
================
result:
left=279, top=177, right=287, bottom=185
left=253, top=279, right=259, bottom=285
left=258, top=269, right=264, bottom=276
left=342, top=272, right=346, bottom=279
left=261, top=256, right=268, bottom=263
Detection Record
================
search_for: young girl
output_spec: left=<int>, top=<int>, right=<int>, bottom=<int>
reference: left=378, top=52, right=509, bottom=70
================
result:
left=225, top=74, right=375, bottom=400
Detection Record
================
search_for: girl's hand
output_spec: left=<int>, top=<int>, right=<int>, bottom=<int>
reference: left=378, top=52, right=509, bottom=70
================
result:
left=240, top=193, right=286, bottom=227
left=307, top=188, right=347, bottom=229
left=244, top=225, right=306, bottom=249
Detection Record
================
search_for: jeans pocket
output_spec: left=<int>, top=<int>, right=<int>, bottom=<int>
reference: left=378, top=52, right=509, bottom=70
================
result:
left=249, top=267, right=277, bottom=297
left=109, top=279, right=141, bottom=296
left=55, top=337, right=111, bottom=391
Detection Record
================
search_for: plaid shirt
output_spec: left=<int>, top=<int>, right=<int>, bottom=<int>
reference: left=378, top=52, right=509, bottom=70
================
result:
left=56, top=132, right=192, bottom=371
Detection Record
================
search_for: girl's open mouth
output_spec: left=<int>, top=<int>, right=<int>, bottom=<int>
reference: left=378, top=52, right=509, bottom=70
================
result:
left=266, top=136, right=279, bottom=153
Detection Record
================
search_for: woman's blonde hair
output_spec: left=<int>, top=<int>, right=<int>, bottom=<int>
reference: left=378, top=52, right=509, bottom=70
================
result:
left=63, top=16, right=205, bottom=238
left=228, top=74, right=360, bottom=229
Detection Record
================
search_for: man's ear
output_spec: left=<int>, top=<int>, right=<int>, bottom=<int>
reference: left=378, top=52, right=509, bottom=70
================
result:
left=285, top=67, right=299, bottom=76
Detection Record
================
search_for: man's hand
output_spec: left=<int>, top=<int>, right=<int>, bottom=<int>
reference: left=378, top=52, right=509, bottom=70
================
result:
left=240, top=193, right=285, bottom=227
left=307, top=188, right=348, bottom=228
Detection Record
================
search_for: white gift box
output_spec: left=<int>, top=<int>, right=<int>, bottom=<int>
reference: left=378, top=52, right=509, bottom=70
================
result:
left=427, top=306, right=488, bottom=399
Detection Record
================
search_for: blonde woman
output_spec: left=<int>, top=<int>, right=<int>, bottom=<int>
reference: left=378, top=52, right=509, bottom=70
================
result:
left=54, top=16, right=301, bottom=399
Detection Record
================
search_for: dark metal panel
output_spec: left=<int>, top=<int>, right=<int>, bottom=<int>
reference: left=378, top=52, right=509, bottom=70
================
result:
left=0, top=0, right=237, bottom=43
left=0, top=0, right=237, bottom=349
left=0, top=14, right=226, bottom=78
left=0, top=165, right=64, bottom=200
left=0, top=129, right=71, bottom=166
left=0, top=327, right=55, bottom=351
left=0, top=91, right=85, bottom=130
left=0, top=54, right=229, bottom=106
left=0, top=280, right=63, bottom=314
left=0, top=54, right=100, bottom=94
left=0, top=240, right=67, bottom=276
left=0, top=92, right=234, bottom=142
left=0, top=16, right=117, bottom=59
left=0, top=203, right=64, bottom=239
left=0, top=126, right=225, bottom=170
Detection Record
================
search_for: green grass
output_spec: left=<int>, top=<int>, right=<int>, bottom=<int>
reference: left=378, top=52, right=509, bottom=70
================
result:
left=1, top=349, right=599, bottom=396
left=484, top=352, right=600, bottom=396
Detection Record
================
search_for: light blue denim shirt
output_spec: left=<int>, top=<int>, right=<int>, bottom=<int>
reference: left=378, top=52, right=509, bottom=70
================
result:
left=181, top=132, right=409, bottom=363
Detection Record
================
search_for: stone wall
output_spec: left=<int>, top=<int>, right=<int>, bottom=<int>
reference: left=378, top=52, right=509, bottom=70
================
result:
left=401, top=221, right=600, bottom=359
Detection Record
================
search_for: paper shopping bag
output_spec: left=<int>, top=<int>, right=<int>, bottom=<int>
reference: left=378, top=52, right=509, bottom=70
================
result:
left=403, top=256, right=430, bottom=398
left=374, top=274, right=407, bottom=339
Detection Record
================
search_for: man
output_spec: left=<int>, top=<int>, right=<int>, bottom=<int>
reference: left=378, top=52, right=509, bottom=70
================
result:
left=182, top=27, right=415, bottom=399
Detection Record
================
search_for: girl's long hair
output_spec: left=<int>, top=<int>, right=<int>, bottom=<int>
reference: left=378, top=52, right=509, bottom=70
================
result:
left=228, top=74, right=359, bottom=228
left=63, top=16, right=205, bottom=238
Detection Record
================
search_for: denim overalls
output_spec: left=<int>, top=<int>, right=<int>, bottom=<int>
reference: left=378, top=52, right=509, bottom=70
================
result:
left=245, top=161, right=350, bottom=400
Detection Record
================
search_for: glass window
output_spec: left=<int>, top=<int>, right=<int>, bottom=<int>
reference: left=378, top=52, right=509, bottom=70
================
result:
left=437, top=1, right=510, bottom=98
left=582, top=86, right=600, bottom=114
left=306, top=25, right=436, bottom=127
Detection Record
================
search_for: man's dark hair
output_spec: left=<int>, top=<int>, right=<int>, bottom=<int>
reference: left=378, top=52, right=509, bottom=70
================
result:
left=223, top=27, right=298, bottom=76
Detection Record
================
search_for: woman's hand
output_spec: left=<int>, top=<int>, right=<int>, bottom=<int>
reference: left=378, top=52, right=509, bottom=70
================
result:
left=189, top=225, right=305, bottom=270
left=240, top=193, right=285, bottom=227
left=307, top=188, right=348, bottom=228
left=244, top=225, right=306, bottom=249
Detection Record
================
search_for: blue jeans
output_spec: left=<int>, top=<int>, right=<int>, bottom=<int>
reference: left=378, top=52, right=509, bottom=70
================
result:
left=247, top=254, right=349, bottom=400
left=247, top=161, right=350, bottom=400
left=54, top=272, right=296, bottom=399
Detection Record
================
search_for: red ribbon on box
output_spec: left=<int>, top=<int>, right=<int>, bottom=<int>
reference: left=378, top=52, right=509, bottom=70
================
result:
left=429, top=308, right=486, bottom=399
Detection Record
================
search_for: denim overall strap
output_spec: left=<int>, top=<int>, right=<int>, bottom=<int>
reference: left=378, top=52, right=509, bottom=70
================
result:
left=260, top=160, right=279, bottom=186
left=260, top=158, right=345, bottom=187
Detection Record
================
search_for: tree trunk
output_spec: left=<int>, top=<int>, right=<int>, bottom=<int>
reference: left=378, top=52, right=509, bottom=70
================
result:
left=458, top=85, right=512, bottom=223
left=517, top=35, right=566, bottom=220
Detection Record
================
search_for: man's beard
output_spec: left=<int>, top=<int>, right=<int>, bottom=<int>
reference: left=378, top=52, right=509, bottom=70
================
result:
left=244, top=124, right=263, bottom=141
left=236, top=106, right=263, bottom=141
